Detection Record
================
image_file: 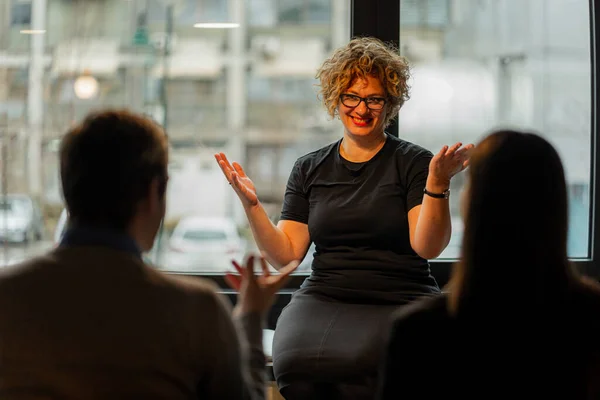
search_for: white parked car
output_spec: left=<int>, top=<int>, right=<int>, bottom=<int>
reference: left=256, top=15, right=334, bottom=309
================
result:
left=160, top=216, right=245, bottom=273
left=0, top=194, right=44, bottom=243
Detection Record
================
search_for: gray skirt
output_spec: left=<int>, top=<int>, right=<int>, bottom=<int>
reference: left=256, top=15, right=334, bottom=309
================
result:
left=272, top=288, right=402, bottom=390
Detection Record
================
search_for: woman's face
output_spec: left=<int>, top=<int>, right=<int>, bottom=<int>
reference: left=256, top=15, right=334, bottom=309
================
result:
left=337, top=75, right=388, bottom=139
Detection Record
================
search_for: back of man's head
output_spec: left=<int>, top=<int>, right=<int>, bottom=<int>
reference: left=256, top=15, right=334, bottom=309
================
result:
left=60, top=109, right=168, bottom=231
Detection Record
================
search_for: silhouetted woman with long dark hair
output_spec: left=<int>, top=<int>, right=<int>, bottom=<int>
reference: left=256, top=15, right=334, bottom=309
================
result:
left=378, top=130, right=600, bottom=400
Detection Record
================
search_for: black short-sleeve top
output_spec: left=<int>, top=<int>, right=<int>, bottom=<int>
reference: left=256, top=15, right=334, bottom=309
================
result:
left=280, top=134, right=440, bottom=304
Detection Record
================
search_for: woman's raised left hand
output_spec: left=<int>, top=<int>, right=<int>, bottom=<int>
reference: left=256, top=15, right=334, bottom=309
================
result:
left=429, top=142, right=475, bottom=186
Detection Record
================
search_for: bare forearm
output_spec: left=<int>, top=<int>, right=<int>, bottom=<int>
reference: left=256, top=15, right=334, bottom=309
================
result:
left=414, top=178, right=452, bottom=259
left=243, top=202, right=296, bottom=269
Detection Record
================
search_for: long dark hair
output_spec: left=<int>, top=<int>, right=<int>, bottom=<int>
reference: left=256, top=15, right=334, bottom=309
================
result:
left=450, top=130, right=576, bottom=315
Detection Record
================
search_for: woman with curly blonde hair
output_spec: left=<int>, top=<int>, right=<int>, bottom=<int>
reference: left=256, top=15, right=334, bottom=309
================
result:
left=216, top=37, right=472, bottom=399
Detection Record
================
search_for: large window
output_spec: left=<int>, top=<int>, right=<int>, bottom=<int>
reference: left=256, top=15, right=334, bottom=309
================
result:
left=0, top=0, right=597, bottom=292
left=0, top=0, right=349, bottom=276
left=398, top=0, right=592, bottom=259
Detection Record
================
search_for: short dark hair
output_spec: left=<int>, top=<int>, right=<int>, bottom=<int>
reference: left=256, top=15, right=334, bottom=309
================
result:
left=60, top=109, right=168, bottom=230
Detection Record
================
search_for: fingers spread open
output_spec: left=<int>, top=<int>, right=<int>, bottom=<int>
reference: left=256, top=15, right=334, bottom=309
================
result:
left=436, top=145, right=448, bottom=158
left=244, top=255, right=258, bottom=288
left=219, top=153, right=234, bottom=169
left=259, top=257, right=271, bottom=278
left=445, top=142, right=462, bottom=156
left=232, top=162, right=247, bottom=178
left=225, top=272, right=241, bottom=291
left=231, top=260, right=243, bottom=275
left=217, top=160, right=233, bottom=182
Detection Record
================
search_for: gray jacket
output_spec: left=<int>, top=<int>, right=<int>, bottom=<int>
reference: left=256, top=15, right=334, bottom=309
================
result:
left=0, top=246, right=265, bottom=399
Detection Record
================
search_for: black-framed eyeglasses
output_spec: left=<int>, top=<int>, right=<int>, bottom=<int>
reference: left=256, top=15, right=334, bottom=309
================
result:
left=339, top=94, right=387, bottom=110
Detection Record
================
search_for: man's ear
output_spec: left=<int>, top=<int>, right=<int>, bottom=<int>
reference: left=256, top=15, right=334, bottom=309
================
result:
left=147, top=176, right=165, bottom=209
left=151, top=174, right=168, bottom=197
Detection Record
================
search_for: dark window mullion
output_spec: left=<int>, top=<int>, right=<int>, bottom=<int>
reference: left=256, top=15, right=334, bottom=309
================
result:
left=586, top=0, right=599, bottom=278
left=351, top=0, right=400, bottom=137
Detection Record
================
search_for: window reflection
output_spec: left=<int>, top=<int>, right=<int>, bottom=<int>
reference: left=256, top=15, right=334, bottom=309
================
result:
left=399, top=0, right=591, bottom=258
left=0, top=0, right=592, bottom=274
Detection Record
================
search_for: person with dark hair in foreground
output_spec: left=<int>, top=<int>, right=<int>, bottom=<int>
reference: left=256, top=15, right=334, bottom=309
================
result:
left=0, top=109, right=297, bottom=399
left=378, top=130, right=600, bottom=400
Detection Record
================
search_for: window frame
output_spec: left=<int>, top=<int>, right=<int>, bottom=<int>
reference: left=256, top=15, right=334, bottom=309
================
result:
left=205, top=0, right=599, bottom=303
left=589, top=0, right=599, bottom=278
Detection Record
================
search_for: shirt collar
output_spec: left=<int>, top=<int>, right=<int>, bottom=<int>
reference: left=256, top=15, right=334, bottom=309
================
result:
left=59, top=225, right=142, bottom=259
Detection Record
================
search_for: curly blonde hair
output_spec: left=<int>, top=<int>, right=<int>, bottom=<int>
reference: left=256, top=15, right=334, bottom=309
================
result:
left=316, top=37, right=411, bottom=127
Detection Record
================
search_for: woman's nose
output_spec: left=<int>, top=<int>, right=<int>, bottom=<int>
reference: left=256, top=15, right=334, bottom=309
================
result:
left=355, top=99, right=369, bottom=114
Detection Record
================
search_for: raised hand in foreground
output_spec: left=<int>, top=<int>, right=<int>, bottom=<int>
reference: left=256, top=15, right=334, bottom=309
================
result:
left=225, top=254, right=300, bottom=317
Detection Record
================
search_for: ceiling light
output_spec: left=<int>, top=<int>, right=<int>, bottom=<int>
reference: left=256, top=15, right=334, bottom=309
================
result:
left=20, top=30, right=46, bottom=34
left=193, top=22, right=239, bottom=29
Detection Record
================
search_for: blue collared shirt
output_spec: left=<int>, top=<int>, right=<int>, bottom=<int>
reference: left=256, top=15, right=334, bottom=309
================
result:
left=59, top=225, right=142, bottom=259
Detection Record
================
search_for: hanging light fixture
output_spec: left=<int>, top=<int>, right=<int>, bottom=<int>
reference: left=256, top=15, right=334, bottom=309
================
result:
left=193, top=22, right=239, bottom=29
left=73, top=70, right=98, bottom=99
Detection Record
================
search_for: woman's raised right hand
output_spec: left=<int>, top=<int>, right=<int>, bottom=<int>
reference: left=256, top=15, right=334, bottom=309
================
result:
left=215, top=152, right=259, bottom=207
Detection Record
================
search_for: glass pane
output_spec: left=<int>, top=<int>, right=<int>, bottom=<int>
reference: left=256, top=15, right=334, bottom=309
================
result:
left=401, top=0, right=449, bottom=28
left=0, top=0, right=349, bottom=273
left=278, top=0, right=331, bottom=25
left=399, top=0, right=592, bottom=259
